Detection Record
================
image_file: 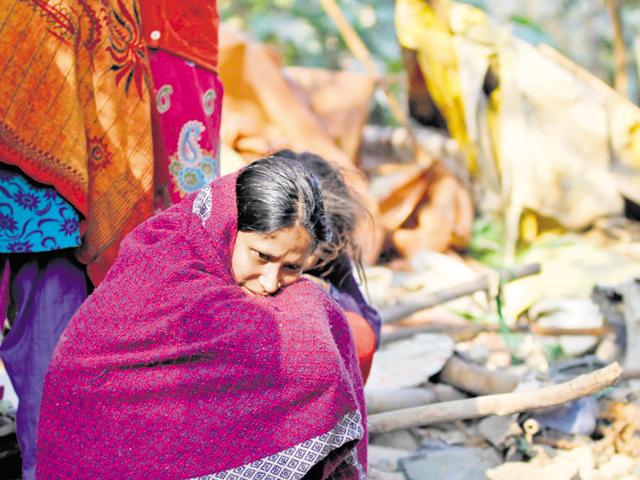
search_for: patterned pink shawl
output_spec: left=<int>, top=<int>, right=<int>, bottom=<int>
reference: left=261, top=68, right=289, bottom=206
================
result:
left=36, top=173, right=367, bottom=479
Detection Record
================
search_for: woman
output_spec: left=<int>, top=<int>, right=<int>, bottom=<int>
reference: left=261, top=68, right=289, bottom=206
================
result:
left=35, top=156, right=367, bottom=479
left=1, top=2, right=223, bottom=476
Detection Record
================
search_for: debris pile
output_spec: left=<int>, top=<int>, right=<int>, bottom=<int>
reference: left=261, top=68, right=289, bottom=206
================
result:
left=364, top=263, right=640, bottom=478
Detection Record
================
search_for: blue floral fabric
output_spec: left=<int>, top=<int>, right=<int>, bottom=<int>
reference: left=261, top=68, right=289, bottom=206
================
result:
left=0, top=165, right=81, bottom=253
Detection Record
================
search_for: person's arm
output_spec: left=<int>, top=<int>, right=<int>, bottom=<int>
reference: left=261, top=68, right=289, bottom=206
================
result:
left=317, top=254, right=380, bottom=384
left=325, top=254, right=381, bottom=347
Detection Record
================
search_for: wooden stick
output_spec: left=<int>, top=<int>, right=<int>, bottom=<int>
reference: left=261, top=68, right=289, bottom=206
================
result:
left=366, top=387, right=437, bottom=415
left=365, top=384, right=466, bottom=414
left=319, top=0, right=378, bottom=78
left=439, top=355, right=519, bottom=396
left=319, top=0, right=426, bottom=163
left=622, top=368, right=640, bottom=380
left=381, top=322, right=611, bottom=345
left=529, top=324, right=612, bottom=337
left=381, top=263, right=541, bottom=324
left=368, top=362, right=622, bottom=434
left=381, top=324, right=484, bottom=345
left=604, top=0, right=629, bottom=95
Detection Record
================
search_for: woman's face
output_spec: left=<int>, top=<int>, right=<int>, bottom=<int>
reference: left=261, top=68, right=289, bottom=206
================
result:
left=232, top=225, right=314, bottom=296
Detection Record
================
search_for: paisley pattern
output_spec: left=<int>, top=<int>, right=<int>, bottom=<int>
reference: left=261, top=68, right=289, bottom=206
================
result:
left=202, top=88, right=217, bottom=116
left=169, top=121, right=218, bottom=196
left=0, top=165, right=81, bottom=253
left=148, top=48, right=223, bottom=203
left=156, top=85, right=173, bottom=113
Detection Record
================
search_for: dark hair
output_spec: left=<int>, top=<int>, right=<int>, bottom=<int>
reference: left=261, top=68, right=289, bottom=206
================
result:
left=272, top=149, right=366, bottom=278
left=236, top=155, right=332, bottom=248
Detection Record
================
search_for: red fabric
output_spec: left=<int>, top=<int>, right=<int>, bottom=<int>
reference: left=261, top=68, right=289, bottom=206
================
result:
left=345, top=311, right=376, bottom=383
left=36, top=173, right=367, bottom=479
left=139, top=0, right=219, bottom=72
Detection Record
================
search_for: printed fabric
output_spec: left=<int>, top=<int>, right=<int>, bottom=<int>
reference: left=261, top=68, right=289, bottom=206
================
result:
left=0, top=0, right=155, bottom=283
left=148, top=48, right=223, bottom=204
left=0, top=165, right=80, bottom=253
left=36, top=172, right=367, bottom=479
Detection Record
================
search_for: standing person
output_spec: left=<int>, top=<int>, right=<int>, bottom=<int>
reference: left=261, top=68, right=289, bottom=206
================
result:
left=0, top=167, right=88, bottom=480
left=0, top=1, right=223, bottom=477
left=36, top=156, right=367, bottom=479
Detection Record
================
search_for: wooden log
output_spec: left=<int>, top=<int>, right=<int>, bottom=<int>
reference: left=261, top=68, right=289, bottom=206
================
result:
left=381, top=324, right=484, bottom=345
left=622, top=368, right=640, bottom=380
left=381, top=322, right=611, bottom=345
left=381, top=263, right=540, bottom=324
left=439, top=355, right=519, bottom=396
left=365, top=384, right=466, bottom=414
left=368, top=362, right=622, bottom=434
left=366, top=388, right=437, bottom=415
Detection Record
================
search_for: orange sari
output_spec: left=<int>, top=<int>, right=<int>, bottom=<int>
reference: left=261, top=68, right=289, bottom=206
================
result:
left=0, top=0, right=154, bottom=284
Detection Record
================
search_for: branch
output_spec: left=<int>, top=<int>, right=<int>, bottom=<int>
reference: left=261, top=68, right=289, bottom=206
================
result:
left=368, top=362, right=622, bottom=434
left=604, top=0, right=629, bottom=95
left=319, top=0, right=426, bottom=163
left=439, top=355, right=519, bottom=396
left=381, top=263, right=541, bottom=325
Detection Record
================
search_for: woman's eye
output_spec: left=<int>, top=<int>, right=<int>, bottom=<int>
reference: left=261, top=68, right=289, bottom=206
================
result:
left=285, top=264, right=301, bottom=273
left=255, top=251, right=271, bottom=262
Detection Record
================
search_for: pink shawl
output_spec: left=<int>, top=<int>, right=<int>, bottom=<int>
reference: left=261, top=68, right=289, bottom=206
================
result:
left=36, top=173, right=367, bottom=479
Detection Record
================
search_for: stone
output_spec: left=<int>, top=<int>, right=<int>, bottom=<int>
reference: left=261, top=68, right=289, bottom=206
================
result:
left=366, top=334, right=454, bottom=389
left=370, top=429, right=421, bottom=451
left=530, top=297, right=604, bottom=357
left=368, top=445, right=412, bottom=473
left=533, top=397, right=599, bottom=436
left=402, top=446, right=502, bottom=480
left=478, top=415, right=523, bottom=449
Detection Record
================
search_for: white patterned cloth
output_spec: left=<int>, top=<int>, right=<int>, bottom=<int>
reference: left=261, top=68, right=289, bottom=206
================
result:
left=192, top=184, right=213, bottom=227
left=191, top=411, right=364, bottom=480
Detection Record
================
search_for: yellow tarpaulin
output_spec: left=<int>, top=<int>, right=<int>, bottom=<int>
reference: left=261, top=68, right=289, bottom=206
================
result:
left=396, top=0, right=640, bottom=255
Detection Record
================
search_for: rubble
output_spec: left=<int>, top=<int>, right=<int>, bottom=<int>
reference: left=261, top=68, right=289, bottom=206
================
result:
left=401, top=446, right=502, bottom=480
left=365, top=334, right=454, bottom=389
left=1, top=1, right=639, bottom=477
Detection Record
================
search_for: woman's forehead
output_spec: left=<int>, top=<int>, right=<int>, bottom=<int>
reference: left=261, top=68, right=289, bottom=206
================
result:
left=240, top=226, right=312, bottom=258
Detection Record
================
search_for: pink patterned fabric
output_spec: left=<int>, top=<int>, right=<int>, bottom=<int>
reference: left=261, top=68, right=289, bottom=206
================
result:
left=149, top=48, right=223, bottom=204
left=35, top=172, right=367, bottom=479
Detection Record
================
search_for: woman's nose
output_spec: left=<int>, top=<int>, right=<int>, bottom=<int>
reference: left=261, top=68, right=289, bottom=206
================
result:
left=258, top=267, right=280, bottom=294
